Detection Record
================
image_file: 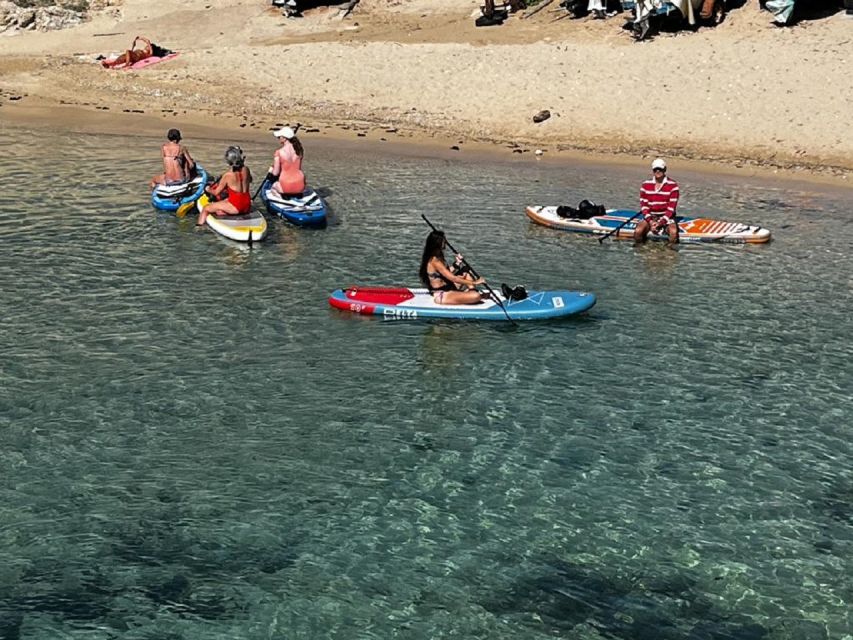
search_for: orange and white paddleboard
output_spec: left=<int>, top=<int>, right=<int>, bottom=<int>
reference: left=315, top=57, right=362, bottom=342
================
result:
left=525, top=206, right=771, bottom=244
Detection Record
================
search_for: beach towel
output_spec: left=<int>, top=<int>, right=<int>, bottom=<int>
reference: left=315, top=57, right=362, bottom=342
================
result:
left=99, top=39, right=178, bottom=70
left=128, top=53, right=180, bottom=70
left=101, top=51, right=179, bottom=70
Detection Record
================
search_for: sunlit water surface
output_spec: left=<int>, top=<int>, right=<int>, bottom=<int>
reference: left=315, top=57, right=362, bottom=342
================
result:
left=1, top=126, right=851, bottom=640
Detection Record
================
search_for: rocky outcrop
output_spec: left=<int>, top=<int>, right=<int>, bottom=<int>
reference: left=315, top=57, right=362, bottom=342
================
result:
left=0, top=1, right=89, bottom=32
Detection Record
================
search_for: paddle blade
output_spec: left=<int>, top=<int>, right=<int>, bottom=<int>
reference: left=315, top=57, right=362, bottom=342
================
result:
left=197, top=194, right=210, bottom=212
left=176, top=200, right=195, bottom=218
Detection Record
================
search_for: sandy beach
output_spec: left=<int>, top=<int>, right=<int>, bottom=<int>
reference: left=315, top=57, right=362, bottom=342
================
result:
left=1, top=0, right=851, bottom=183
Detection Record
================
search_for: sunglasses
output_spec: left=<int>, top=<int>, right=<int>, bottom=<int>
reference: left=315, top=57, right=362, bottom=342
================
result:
left=653, top=167, right=666, bottom=172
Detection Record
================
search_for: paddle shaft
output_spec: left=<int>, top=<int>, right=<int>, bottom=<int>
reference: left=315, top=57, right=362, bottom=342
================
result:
left=250, top=177, right=266, bottom=201
left=254, top=123, right=302, bottom=200
left=598, top=211, right=643, bottom=243
left=420, top=214, right=515, bottom=324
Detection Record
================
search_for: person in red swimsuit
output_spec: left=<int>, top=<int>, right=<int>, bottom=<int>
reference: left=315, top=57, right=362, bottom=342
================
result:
left=197, top=146, right=253, bottom=226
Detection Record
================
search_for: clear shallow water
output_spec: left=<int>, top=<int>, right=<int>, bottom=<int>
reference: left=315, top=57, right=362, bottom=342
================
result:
left=1, top=126, right=851, bottom=640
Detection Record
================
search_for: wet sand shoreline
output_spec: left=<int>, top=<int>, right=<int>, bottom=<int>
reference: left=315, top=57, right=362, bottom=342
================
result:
left=3, top=96, right=851, bottom=193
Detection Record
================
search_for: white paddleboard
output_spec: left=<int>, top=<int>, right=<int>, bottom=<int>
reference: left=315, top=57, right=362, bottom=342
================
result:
left=197, top=195, right=268, bottom=243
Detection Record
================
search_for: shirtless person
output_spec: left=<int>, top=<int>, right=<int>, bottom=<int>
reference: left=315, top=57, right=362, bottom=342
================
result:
left=101, top=36, right=153, bottom=69
left=150, top=129, right=196, bottom=189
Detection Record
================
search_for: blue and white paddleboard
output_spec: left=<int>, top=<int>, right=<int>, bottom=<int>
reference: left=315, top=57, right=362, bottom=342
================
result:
left=260, top=180, right=327, bottom=227
left=329, top=286, right=596, bottom=321
left=151, top=165, right=209, bottom=213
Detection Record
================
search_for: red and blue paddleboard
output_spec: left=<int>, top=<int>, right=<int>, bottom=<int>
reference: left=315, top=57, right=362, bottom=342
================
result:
left=329, top=286, right=596, bottom=321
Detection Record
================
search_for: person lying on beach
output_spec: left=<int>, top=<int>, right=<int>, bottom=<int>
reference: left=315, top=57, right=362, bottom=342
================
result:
left=266, top=126, right=306, bottom=196
left=101, top=36, right=153, bottom=68
left=197, top=146, right=253, bottom=226
left=419, top=230, right=486, bottom=305
left=150, top=128, right=196, bottom=189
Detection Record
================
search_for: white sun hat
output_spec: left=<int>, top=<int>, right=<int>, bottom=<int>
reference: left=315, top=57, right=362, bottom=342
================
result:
left=651, top=158, right=667, bottom=170
left=273, top=126, right=296, bottom=139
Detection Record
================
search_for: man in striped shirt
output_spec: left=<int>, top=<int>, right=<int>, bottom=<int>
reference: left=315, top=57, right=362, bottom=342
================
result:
left=635, top=158, right=679, bottom=245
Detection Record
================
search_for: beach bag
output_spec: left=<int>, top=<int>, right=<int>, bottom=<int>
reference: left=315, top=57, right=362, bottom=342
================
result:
left=578, top=199, right=606, bottom=218
left=150, top=43, right=175, bottom=58
left=556, top=205, right=579, bottom=218
left=557, top=199, right=606, bottom=219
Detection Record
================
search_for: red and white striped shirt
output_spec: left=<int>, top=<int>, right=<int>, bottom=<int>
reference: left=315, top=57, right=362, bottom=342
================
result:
left=640, top=176, right=679, bottom=221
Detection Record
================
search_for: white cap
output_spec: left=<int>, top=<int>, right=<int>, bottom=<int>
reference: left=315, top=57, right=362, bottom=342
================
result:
left=273, top=126, right=295, bottom=139
left=651, top=158, right=667, bottom=170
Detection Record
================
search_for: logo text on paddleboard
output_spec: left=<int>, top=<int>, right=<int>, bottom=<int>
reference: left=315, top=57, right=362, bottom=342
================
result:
left=383, top=309, right=418, bottom=320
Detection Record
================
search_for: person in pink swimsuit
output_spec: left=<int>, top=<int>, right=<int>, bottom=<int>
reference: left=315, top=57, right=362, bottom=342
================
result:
left=197, top=146, right=253, bottom=226
left=267, top=126, right=306, bottom=196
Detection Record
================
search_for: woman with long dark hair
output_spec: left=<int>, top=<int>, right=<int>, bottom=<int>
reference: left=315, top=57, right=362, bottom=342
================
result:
left=419, top=230, right=486, bottom=305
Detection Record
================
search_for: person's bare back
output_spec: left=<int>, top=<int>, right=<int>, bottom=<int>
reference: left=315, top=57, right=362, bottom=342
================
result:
left=150, top=129, right=194, bottom=189
left=161, top=141, right=190, bottom=183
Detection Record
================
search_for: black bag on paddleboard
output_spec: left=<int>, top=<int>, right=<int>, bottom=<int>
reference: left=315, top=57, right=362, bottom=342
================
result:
left=557, top=199, right=606, bottom=219
left=578, top=199, right=606, bottom=218
left=501, top=283, right=528, bottom=301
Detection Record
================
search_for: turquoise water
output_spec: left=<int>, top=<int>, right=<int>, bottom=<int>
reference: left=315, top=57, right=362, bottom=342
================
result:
left=1, top=126, right=851, bottom=640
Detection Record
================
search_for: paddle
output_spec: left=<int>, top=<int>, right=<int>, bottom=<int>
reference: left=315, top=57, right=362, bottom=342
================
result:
left=420, top=214, right=515, bottom=324
left=178, top=175, right=220, bottom=218
left=251, top=174, right=268, bottom=202
left=253, top=122, right=302, bottom=200
left=175, top=200, right=195, bottom=218
left=597, top=211, right=643, bottom=243
left=175, top=172, right=214, bottom=218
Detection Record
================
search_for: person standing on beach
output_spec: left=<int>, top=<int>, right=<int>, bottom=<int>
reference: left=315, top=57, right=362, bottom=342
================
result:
left=635, top=158, right=679, bottom=245
left=267, top=126, right=306, bottom=196
left=150, top=128, right=195, bottom=188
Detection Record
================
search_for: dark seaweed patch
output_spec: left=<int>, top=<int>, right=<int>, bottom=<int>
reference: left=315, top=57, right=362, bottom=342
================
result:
left=689, top=622, right=768, bottom=640
left=109, top=514, right=193, bottom=567
left=146, top=574, right=191, bottom=605
left=820, top=478, right=853, bottom=525
left=812, top=539, right=834, bottom=554
left=144, top=574, right=233, bottom=620
left=411, top=434, right=435, bottom=451
left=17, top=587, right=112, bottom=621
left=258, top=549, right=298, bottom=574
left=0, top=610, right=22, bottom=640
left=480, top=560, right=768, bottom=640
